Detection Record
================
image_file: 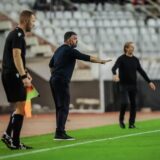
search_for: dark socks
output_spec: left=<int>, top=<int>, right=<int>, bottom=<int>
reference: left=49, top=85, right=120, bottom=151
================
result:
left=5, top=112, right=15, bottom=137
left=12, top=114, right=24, bottom=146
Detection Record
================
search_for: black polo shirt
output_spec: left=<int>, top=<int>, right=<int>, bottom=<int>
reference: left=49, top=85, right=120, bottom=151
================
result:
left=49, top=44, right=90, bottom=82
left=2, top=27, right=26, bottom=73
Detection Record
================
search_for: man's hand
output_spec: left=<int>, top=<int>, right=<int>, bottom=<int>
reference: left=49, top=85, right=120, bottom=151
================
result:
left=27, top=72, right=33, bottom=81
left=113, top=75, right=120, bottom=82
left=90, top=56, right=112, bottom=64
left=22, top=77, right=32, bottom=87
left=100, top=59, right=112, bottom=64
left=149, top=82, right=156, bottom=91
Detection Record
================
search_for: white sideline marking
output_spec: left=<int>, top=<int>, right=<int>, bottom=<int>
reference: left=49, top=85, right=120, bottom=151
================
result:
left=0, top=129, right=160, bottom=160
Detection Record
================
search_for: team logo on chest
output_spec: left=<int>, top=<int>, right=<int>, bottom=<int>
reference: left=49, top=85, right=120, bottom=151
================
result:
left=18, top=32, right=22, bottom=37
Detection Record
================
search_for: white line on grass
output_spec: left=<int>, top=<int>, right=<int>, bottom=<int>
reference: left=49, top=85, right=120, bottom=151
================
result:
left=0, top=129, right=160, bottom=160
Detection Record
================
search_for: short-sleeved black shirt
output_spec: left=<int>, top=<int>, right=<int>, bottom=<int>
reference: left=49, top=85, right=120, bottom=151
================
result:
left=49, top=44, right=90, bottom=82
left=2, top=27, right=26, bottom=72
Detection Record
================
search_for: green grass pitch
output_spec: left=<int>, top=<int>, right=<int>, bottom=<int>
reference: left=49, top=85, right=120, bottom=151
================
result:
left=0, top=119, right=160, bottom=160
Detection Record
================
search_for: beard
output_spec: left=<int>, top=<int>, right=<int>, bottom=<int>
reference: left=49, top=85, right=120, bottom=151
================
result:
left=25, top=23, right=32, bottom=32
left=71, top=44, right=77, bottom=48
left=25, top=27, right=31, bottom=32
left=71, top=41, right=77, bottom=48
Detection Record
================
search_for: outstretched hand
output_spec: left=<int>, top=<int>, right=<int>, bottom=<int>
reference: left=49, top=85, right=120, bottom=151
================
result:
left=101, top=59, right=112, bottom=64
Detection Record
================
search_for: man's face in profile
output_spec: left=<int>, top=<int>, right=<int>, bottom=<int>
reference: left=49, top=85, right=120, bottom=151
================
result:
left=68, top=35, right=78, bottom=48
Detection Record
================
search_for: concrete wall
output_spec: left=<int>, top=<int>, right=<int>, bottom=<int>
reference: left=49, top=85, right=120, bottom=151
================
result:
left=31, top=71, right=100, bottom=110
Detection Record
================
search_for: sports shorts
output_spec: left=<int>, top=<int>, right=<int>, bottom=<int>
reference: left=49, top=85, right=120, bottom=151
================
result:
left=1, top=70, right=26, bottom=103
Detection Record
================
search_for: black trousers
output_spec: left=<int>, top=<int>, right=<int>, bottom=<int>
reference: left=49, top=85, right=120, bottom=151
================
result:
left=50, top=76, right=70, bottom=133
left=119, top=85, right=137, bottom=125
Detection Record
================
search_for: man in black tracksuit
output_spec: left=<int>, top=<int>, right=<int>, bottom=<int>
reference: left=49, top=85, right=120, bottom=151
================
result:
left=49, top=31, right=111, bottom=140
left=112, top=42, right=156, bottom=129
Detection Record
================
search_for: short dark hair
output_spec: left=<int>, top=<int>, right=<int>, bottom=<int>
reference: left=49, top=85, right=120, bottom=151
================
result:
left=19, top=10, right=34, bottom=24
left=64, top=31, right=77, bottom=42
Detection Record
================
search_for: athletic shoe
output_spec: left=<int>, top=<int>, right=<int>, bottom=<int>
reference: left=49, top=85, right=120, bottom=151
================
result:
left=54, top=133, right=75, bottom=140
left=129, top=124, right=136, bottom=129
left=1, top=132, right=16, bottom=149
left=119, top=122, right=125, bottom=129
left=12, top=143, right=33, bottom=150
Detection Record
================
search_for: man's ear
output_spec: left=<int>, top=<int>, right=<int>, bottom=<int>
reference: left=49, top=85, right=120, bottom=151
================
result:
left=65, top=39, right=70, bottom=44
left=70, top=38, right=74, bottom=46
left=24, top=18, right=30, bottom=25
left=67, top=38, right=73, bottom=45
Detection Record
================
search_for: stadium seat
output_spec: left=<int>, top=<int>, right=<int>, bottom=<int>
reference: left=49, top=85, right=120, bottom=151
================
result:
left=34, top=28, right=43, bottom=36
left=60, top=19, right=68, bottom=27
left=63, top=11, right=72, bottom=19
left=0, top=21, right=12, bottom=32
left=69, top=19, right=77, bottom=27
left=137, top=20, right=145, bottom=27
left=119, top=19, right=128, bottom=27
left=78, top=19, right=86, bottom=27
left=148, top=19, right=157, bottom=27
left=82, top=12, right=90, bottom=19
left=44, top=27, right=54, bottom=37
left=9, top=11, right=19, bottom=21
left=76, top=98, right=100, bottom=110
left=36, top=11, right=46, bottom=21
left=128, top=19, right=136, bottom=27
left=25, top=36, right=39, bottom=48
left=73, top=11, right=82, bottom=19
left=111, top=19, right=119, bottom=27
left=30, top=45, right=52, bottom=57
left=103, top=19, right=111, bottom=27
left=86, top=19, right=94, bottom=28
left=80, top=28, right=89, bottom=35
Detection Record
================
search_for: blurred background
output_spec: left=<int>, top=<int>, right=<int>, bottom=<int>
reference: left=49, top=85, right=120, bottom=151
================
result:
left=0, top=0, right=160, bottom=115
